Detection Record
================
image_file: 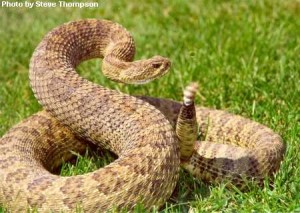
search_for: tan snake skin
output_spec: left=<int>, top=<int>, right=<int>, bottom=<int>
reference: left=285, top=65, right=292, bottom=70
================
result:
left=140, top=96, right=285, bottom=185
left=0, top=19, right=285, bottom=212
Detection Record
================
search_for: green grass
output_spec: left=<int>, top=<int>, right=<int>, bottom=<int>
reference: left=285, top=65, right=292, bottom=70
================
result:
left=0, top=0, right=299, bottom=212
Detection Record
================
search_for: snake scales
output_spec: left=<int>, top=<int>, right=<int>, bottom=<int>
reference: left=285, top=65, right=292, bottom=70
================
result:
left=0, top=19, right=285, bottom=212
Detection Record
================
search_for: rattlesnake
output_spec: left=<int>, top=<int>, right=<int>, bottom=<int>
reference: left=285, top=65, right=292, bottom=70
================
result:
left=0, top=19, right=285, bottom=212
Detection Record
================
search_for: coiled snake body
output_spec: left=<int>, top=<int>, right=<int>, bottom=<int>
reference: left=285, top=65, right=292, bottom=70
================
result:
left=0, top=19, right=285, bottom=212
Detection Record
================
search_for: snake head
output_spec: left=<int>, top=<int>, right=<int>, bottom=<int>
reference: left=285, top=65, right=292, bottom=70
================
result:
left=119, top=56, right=171, bottom=84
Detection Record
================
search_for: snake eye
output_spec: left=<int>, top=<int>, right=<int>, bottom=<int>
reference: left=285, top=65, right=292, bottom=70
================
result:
left=152, top=63, right=162, bottom=69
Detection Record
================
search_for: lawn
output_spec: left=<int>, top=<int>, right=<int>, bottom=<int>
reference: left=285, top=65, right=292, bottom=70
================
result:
left=0, top=0, right=299, bottom=212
